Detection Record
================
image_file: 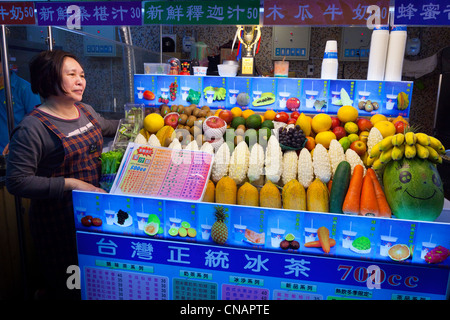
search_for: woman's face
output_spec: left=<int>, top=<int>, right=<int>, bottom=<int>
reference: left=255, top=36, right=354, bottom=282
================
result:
left=60, top=57, right=85, bottom=101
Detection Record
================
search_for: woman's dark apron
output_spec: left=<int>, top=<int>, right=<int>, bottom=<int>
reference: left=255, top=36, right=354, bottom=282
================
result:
left=28, top=103, right=103, bottom=299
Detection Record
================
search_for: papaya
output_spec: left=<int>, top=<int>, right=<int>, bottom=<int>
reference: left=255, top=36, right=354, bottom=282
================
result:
left=282, top=179, right=306, bottom=210
left=260, top=180, right=282, bottom=209
left=252, top=93, right=276, bottom=107
left=203, top=180, right=215, bottom=203
left=215, top=176, right=237, bottom=205
left=306, top=178, right=329, bottom=213
left=237, top=182, right=259, bottom=207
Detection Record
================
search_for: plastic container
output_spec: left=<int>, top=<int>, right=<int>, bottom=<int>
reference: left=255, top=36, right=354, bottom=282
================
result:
left=193, top=66, right=208, bottom=76
left=144, top=63, right=170, bottom=75
left=274, top=61, right=289, bottom=77
left=217, top=64, right=238, bottom=77
left=321, top=40, right=338, bottom=79
left=112, top=118, right=141, bottom=149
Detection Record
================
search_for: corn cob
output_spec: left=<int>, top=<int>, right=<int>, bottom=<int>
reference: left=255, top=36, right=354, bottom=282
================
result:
left=228, top=141, right=250, bottom=185
left=328, top=139, right=346, bottom=177
left=200, top=141, right=214, bottom=155
left=282, top=150, right=298, bottom=185
left=367, top=127, right=384, bottom=155
left=297, top=148, right=314, bottom=189
left=312, top=143, right=331, bottom=184
left=265, top=135, right=283, bottom=184
left=247, top=143, right=265, bottom=183
left=211, top=142, right=230, bottom=183
left=148, top=134, right=161, bottom=147
left=345, top=148, right=366, bottom=176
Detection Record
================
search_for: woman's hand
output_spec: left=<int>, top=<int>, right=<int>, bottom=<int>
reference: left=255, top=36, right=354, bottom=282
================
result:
left=64, top=178, right=106, bottom=193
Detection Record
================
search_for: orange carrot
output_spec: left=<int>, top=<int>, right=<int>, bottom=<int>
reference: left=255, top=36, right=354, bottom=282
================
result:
left=367, top=168, right=392, bottom=218
left=304, top=238, right=336, bottom=248
left=327, top=179, right=333, bottom=194
left=359, top=173, right=379, bottom=216
left=342, top=165, right=364, bottom=215
left=317, top=226, right=331, bottom=253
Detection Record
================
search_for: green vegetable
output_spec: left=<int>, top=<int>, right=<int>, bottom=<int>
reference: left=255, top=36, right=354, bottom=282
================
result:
left=329, top=161, right=351, bottom=214
left=100, top=150, right=124, bottom=174
left=187, top=89, right=201, bottom=104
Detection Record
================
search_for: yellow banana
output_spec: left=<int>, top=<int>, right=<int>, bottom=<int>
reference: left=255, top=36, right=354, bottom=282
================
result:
left=372, top=158, right=384, bottom=170
left=426, top=146, right=440, bottom=163
left=379, top=136, right=394, bottom=151
left=438, top=145, right=446, bottom=155
left=429, top=136, right=446, bottom=154
left=370, top=142, right=382, bottom=158
left=366, top=154, right=376, bottom=166
left=415, top=143, right=429, bottom=159
left=392, top=144, right=405, bottom=161
left=415, top=133, right=431, bottom=146
left=392, top=133, right=405, bottom=147
left=405, top=132, right=416, bottom=146
left=380, top=148, right=393, bottom=164
left=404, top=144, right=416, bottom=159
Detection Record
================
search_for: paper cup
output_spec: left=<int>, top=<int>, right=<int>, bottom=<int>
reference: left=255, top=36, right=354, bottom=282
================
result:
left=305, top=90, right=318, bottom=109
left=304, top=227, right=317, bottom=244
left=104, top=209, right=115, bottom=225
left=169, top=217, right=181, bottom=230
left=75, top=207, right=87, bottom=223
left=136, top=212, right=150, bottom=231
left=379, top=235, right=398, bottom=256
left=137, top=87, right=144, bottom=99
left=206, top=90, right=215, bottom=104
left=421, top=242, right=437, bottom=260
left=342, top=230, right=357, bottom=249
left=278, top=92, right=290, bottom=108
left=161, top=88, right=169, bottom=99
left=386, top=94, right=397, bottom=110
left=229, top=89, right=239, bottom=105
left=193, top=66, right=207, bottom=76
left=270, top=228, right=286, bottom=248
left=234, top=224, right=247, bottom=242
left=358, top=91, right=371, bottom=102
left=181, top=87, right=190, bottom=101
left=201, top=224, right=212, bottom=240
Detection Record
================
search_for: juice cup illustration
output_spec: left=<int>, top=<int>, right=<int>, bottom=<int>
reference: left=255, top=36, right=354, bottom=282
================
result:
left=358, top=91, right=371, bottom=102
left=386, top=94, right=397, bottom=110
left=305, top=90, right=318, bottom=109
left=75, top=207, right=87, bottom=223
left=206, top=90, right=215, bottom=104
left=181, top=87, right=190, bottom=101
left=379, top=235, right=398, bottom=256
left=234, top=224, right=247, bottom=242
left=160, top=87, right=169, bottom=99
left=304, top=227, right=318, bottom=244
left=229, top=89, right=239, bottom=105
left=421, top=241, right=437, bottom=260
left=137, top=87, right=144, bottom=99
left=270, top=228, right=286, bottom=248
left=136, top=211, right=150, bottom=230
left=279, top=92, right=290, bottom=108
left=104, top=209, right=115, bottom=225
left=331, top=90, right=341, bottom=104
left=169, top=217, right=181, bottom=230
left=342, top=230, right=357, bottom=249
left=201, top=224, right=212, bottom=240
left=253, top=90, right=262, bottom=100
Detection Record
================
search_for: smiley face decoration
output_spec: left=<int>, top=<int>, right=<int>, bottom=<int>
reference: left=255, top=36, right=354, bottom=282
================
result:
left=383, top=157, right=444, bottom=221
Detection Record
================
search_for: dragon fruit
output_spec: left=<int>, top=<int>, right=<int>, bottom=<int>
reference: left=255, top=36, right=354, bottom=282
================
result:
left=424, top=245, right=450, bottom=264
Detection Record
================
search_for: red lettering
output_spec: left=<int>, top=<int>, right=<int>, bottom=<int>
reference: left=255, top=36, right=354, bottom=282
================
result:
left=388, top=274, right=401, bottom=286
left=404, top=276, right=418, bottom=288
left=337, top=265, right=352, bottom=281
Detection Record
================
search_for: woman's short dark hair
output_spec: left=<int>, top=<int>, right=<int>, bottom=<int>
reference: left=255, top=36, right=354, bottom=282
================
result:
left=29, top=50, right=82, bottom=99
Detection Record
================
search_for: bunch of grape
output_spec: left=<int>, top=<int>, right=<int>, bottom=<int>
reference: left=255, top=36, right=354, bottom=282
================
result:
left=117, top=209, right=129, bottom=225
left=278, top=125, right=306, bottom=149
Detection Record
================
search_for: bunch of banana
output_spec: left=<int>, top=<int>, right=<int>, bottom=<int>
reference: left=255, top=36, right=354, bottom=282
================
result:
left=203, top=86, right=226, bottom=101
left=369, top=131, right=445, bottom=170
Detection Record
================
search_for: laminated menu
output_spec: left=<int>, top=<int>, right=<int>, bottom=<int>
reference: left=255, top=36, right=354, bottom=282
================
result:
left=110, top=143, right=213, bottom=201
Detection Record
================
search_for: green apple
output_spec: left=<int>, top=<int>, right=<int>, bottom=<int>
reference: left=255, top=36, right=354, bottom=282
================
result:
left=347, top=133, right=359, bottom=143
left=339, top=137, right=351, bottom=151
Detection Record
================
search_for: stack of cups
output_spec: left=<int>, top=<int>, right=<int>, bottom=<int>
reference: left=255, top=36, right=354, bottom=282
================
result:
left=367, top=25, right=390, bottom=81
left=384, top=25, right=407, bottom=81
left=321, top=40, right=338, bottom=79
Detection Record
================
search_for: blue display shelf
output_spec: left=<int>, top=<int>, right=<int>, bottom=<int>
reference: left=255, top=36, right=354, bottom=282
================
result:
left=133, top=74, right=413, bottom=118
left=73, top=190, right=450, bottom=300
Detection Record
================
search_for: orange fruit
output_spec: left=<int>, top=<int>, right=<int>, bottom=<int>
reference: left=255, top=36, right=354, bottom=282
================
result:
left=264, top=109, right=276, bottom=121
left=374, top=120, right=396, bottom=138
left=370, top=114, right=387, bottom=125
left=337, top=105, right=359, bottom=123
left=304, top=136, right=315, bottom=151
left=242, top=109, right=255, bottom=120
left=311, top=114, right=332, bottom=133
left=314, top=131, right=337, bottom=149
left=231, top=106, right=242, bottom=118
left=143, top=113, right=164, bottom=133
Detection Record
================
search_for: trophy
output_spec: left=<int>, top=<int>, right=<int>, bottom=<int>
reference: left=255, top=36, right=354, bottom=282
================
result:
left=236, top=25, right=261, bottom=76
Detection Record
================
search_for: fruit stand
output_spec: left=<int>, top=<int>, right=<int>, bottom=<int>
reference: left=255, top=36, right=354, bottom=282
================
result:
left=74, top=73, right=450, bottom=300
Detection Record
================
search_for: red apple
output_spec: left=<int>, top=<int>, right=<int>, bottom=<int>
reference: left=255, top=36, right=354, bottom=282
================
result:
left=286, top=97, right=300, bottom=111
left=290, top=111, right=300, bottom=120
left=218, top=110, right=233, bottom=124
left=332, top=126, right=347, bottom=140
left=331, top=116, right=340, bottom=130
left=164, top=112, right=179, bottom=129
left=275, top=112, right=289, bottom=123
left=394, top=121, right=407, bottom=134
left=287, top=119, right=297, bottom=125
left=356, top=118, right=373, bottom=132
left=350, top=140, right=367, bottom=156
left=92, top=217, right=102, bottom=227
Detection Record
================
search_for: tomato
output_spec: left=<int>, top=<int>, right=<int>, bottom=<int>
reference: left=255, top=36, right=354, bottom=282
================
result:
left=290, top=111, right=300, bottom=120
left=287, top=119, right=297, bottom=125
left=275, top=112, right=289, bottom=123
left=394, top=121, right=408, bottom=134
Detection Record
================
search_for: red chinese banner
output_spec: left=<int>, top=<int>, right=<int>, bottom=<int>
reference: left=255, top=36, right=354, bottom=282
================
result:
left=0, top=2, right=36, bottom=25
left=263, top=0, right=389, bottom=26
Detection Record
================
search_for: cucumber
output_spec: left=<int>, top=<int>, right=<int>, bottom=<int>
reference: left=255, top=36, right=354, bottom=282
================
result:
left=329, top=161, right=351, bottom=214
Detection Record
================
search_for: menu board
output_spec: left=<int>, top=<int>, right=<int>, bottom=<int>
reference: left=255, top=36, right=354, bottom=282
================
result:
left=134, top=74, right=413, bottom=118
left=110, top=143, right=213, bottom=201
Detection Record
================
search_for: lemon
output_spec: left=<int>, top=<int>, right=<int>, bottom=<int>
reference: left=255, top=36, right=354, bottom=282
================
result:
left=143, top=113, right=164, bottom=133
left=314, top=131, right=336, bottom=149
left=337, top=105, right=359, bottom=123
left=242, top=109, right=255, bottom=120
left=263, top=109, right=276, bottom=121
left=231, top=106, right=242, bottom=118
left=374, top=120, right=396, bottom=138
left=370, top=114, right=387, bottom=125
left=311, top=113, right=332, bottom=133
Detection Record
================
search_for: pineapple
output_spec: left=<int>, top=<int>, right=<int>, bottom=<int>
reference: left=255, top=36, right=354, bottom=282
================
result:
left=211, top=206, right=228, bottom=245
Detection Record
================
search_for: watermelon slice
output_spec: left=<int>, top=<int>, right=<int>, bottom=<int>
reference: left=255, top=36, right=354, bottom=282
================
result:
left=244, top=229, right=265, bottom=244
